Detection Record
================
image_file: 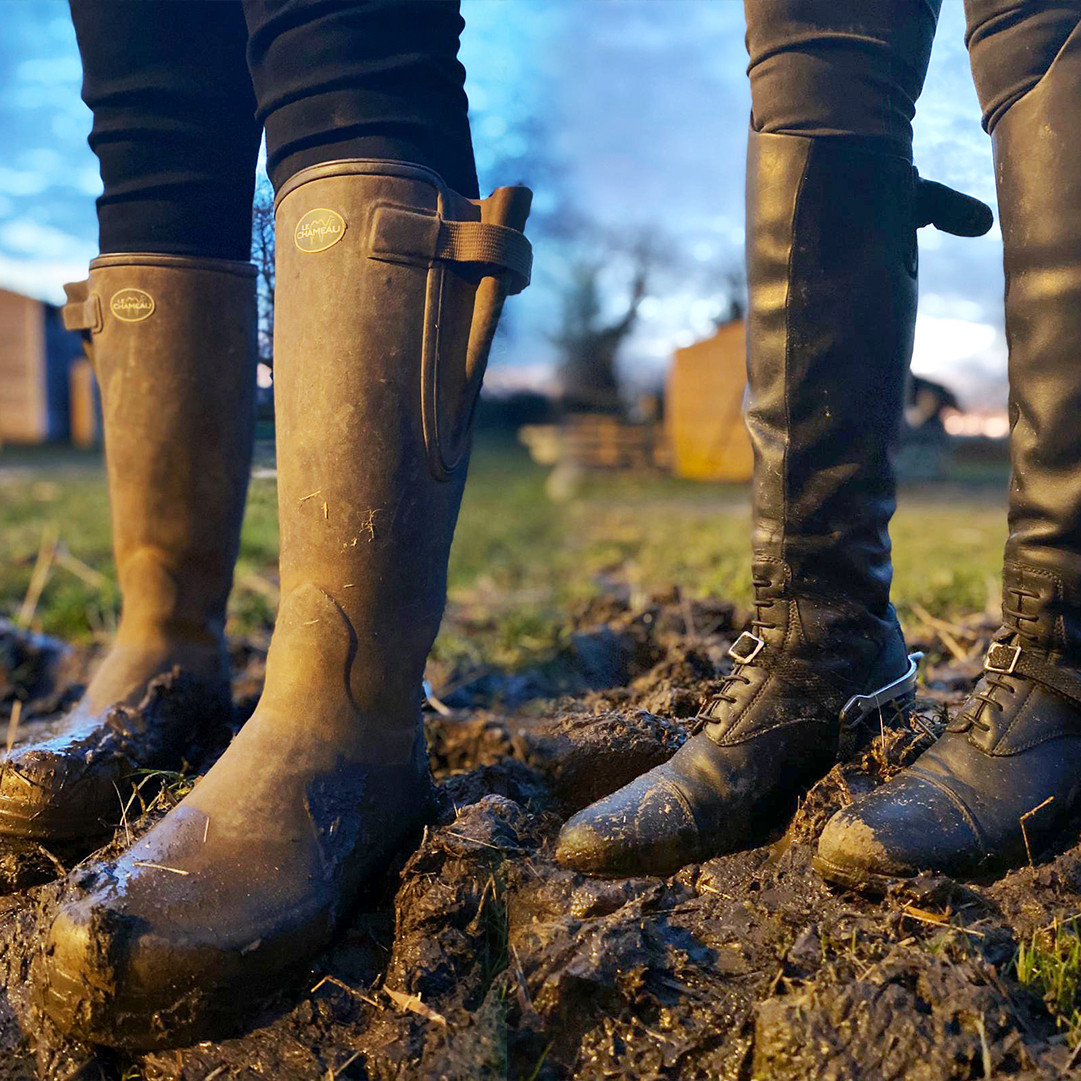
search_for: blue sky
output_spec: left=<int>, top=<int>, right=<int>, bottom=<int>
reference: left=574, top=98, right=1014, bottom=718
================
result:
left=0, top=0, right=1005, bottom=411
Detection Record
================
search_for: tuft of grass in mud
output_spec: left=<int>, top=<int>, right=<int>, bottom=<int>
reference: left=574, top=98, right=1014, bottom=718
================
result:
left=130, top=768, right=196, bottom=801
left=1015, top=918, right=1081, bottom=1044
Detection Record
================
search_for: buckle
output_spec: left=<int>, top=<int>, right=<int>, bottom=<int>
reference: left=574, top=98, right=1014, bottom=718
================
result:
left=728, top=631, right=765, bottom=665
left=985, top=642, right=1021, bottom=675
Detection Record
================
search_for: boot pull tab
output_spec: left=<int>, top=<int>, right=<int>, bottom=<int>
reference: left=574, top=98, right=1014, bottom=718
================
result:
left=915, top=173, right=994, bottom=237
left=61, top=280, right=103, bottom=335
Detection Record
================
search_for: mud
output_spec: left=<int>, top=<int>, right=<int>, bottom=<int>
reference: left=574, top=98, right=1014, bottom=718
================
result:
left=1, top=594, right=1080, bottom=1078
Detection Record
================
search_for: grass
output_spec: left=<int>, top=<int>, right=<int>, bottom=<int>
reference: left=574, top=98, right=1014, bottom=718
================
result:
left=0, top=436, right=1008, bottom=667
left=1015, top=918, right=1081, bottom=1045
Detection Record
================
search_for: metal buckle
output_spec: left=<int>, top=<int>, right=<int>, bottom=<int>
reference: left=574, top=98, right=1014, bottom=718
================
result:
left=985, top=642, right=1021, bottom=675
left=728, top=631, right=765, bottom=665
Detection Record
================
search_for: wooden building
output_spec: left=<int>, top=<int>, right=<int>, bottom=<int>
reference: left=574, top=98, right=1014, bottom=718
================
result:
left=666, top=318, right=754, bottom=482
left=0, top=287, right=93, bottom=446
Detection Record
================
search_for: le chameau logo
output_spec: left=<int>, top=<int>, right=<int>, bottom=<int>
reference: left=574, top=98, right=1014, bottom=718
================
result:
left=294, top=208, right=347, bottom=253
left=109, top=288, right=156, bottom=322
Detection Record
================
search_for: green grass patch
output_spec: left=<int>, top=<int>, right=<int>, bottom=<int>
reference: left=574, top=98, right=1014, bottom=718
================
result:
left=0, top=439, right=1008, bottom=665
left=1015, top=918, right=1081, bottom=1044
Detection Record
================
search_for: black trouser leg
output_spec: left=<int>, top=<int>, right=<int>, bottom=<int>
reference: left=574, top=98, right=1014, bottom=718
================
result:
left=242, top=0, right=478, bottom=196
left=744, top=0, right=941, bottom=160
left=965, top=0, right=1081, bottom=132
left=69, top=0, right=479, bottom=256
left=68, top=0, right=261, bottom=259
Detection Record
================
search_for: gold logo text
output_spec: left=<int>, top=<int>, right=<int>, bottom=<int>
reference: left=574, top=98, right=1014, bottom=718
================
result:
left=110, top=288, right=155, bottom=323
left=294, top=208, right=347, bottom=253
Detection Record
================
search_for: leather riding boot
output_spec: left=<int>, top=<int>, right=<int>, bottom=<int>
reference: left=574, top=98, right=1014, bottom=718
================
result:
left=817, top=29, right=1081, bottom=892
left=556, top=132, right=990, bottom=878
left=0, top=256, right=256, bottom=844
left=38, top=161, right=531, bottom=1049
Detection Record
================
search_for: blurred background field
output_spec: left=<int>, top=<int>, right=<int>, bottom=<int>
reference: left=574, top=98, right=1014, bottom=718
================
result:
left=0, top=435, right=1010, bottom=676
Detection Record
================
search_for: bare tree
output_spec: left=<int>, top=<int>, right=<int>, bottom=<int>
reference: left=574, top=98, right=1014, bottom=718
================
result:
left=251, top=186, right=275, bottom=367
left=553, top=242, right=651, bottom=414
left=712, top=265, right=746, bottom=327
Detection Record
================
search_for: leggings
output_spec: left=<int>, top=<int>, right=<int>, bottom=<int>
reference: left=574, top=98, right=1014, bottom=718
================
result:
left=744, top=0, right=1081, bottom=159
left=67, top=0, right=478, bottom=259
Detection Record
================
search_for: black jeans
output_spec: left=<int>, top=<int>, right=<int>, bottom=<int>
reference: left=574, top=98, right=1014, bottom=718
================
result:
left=68, top=0, right=478, bottom=259
left=744, top=0, right=1081, bottom=160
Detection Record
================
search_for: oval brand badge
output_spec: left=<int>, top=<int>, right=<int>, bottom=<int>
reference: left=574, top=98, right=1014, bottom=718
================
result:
left=110, top=288, right=155, bottom=323
left=294, top=208, right=347, bottom=253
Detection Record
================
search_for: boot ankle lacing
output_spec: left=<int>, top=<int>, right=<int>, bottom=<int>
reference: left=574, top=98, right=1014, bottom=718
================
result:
left=953, top=583, right=1042, bottom=733
left=695, top=573, right=778, bottom=725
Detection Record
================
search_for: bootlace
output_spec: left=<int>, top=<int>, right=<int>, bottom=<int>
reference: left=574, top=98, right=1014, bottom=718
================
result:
left=952, top=584, right=1041, bottom=734
left=695, top=573, right=777, bottom=723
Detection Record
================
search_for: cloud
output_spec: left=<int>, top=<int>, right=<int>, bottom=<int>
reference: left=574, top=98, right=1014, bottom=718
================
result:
left=0, top=250, right=92, bottom=304
left=0, top=166, right=49, bottom=197
left=912, top=314, right=1007, bottom=411
left=0, top=218, right=93, bottom=261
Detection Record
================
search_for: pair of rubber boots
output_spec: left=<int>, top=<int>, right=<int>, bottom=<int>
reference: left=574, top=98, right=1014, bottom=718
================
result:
left=558, top=42, right=1081, bottom=891
left=0, top=161, right=530, bottom=1049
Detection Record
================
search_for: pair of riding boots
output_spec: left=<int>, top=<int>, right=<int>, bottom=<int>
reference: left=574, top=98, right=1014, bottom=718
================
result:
left=560, top=40, right=1081, bottom=894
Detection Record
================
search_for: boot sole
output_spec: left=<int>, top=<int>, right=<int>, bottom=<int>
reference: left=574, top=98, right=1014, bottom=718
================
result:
left=40, top=958, right=247, bottom=1051
left=811, top=852, right=909, bottom=896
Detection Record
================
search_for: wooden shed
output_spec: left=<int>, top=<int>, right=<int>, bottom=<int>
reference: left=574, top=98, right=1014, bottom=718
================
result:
left=0, top=287, right=92, bottom=445
left=666, top=318, right=753, bottom=482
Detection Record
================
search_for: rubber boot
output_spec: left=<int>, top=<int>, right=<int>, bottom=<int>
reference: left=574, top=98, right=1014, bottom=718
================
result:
left=37, top=161, right=531, bottom=1049
left=0, top=256, right=256, bottom=845
left=817, top=27, right=1081, bottom=892
left=555, top=132, right=990, bottom=878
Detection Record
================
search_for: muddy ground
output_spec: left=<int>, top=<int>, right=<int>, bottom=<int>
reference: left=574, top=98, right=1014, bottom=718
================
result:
left=1, top=591, right=1080, bottom=1080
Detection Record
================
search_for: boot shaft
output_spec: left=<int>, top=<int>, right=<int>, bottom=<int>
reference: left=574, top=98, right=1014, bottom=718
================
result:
left=744, top=132, right=994, bottom=616
left=993, top=23, right=1081, bottom=609
left=744, top=132, right=918, bottom=615
left=62, top=256, right=257, bottom=647
left=271, top=160, right=530, bottom=708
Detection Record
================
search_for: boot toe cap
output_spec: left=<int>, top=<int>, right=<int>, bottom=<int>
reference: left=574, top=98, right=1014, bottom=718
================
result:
left=39, top=893, right=135, bottom=1044
left=39, top=868, right=239, bottom=1049
left=555, top=772, right=701, bottom=877
left=0, top=750, right=115, bottom=840
left=815, top=772, right=985, bottom=891
left=41, top=893, right=235, bottom=1050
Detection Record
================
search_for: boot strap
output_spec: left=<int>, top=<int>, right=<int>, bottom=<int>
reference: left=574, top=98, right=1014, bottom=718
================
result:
left=371, top=206, right=532, bottom=294
left=985, top=642, right=1081, bottom=710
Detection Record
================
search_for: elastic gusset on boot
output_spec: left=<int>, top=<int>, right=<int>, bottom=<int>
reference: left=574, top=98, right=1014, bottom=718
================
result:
left=276, top=159, right=531, bottom=482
